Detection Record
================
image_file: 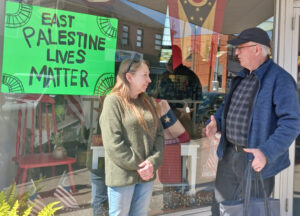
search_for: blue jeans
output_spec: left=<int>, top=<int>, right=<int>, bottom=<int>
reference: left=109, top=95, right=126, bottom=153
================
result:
left=108, top=181, right=154, bottom=216
left=89, top=171, right=108, bottom=216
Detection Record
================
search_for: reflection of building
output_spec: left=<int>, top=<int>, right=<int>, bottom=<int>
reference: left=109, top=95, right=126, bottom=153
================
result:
left=44, top=0, right=164, bottom=65
left=83, top=0, right=164, bottom=65
left=115, top=49, right=143, bottom=62
left=1, top=0, right=300, bottom=215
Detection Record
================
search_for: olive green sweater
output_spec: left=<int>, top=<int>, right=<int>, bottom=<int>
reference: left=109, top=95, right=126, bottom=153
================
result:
left=99, top=94, right=164, bottom=187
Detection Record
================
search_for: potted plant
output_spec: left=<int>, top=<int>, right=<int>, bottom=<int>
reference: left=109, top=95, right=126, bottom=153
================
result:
left=51, top=131, right=67, bottom=159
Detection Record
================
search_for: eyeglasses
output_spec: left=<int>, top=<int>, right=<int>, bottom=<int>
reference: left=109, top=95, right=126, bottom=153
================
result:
left=126, top=54, right=141, bottom=73
left=236, top=44, right=257, bottom=51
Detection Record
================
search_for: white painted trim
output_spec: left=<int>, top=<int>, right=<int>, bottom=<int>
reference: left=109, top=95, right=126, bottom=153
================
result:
left=273, top=2, right=287, bottom=214
left=273, top=0, right=281, bottom=204
left=274, top=0, right=298, bottom=215
left=289, top=7, right=300, bottom=216
left=294, top=0, right=300, bottom=8
left=273, top=0, right=280, bottom=63
left=292, top=9, right=300, bottom=81
left=160, top=206, right=211, bottom=216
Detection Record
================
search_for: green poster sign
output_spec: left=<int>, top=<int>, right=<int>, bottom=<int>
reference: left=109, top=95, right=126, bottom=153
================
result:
left=2, top=1, right=118, bottom=96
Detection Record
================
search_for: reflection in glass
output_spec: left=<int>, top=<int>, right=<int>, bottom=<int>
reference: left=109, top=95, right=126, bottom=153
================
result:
left=0, top=0, right=275, bottom=215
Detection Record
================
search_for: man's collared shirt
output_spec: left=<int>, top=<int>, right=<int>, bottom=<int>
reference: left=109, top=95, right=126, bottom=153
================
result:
left=226, top=72, right=258, bottom=146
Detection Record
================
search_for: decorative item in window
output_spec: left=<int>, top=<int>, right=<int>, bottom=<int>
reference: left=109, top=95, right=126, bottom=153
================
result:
left=92, top=134, right=103, bottom=146
left=51, top=131, right=67, bottom=160
left=1, top=74, right=24, bottom=93
left=97, top=16, right=117, bottom=38
left=93, top=73, right=115, bottom=96
left=5, top=2, right=32, bottom=28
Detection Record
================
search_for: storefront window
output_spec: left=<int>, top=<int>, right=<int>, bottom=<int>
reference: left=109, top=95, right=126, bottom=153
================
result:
left=0, top=0, right=274, bottom=215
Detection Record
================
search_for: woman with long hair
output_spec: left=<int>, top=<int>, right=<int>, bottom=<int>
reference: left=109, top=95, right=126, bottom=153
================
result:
left=100, top=57, right=164, bottom=216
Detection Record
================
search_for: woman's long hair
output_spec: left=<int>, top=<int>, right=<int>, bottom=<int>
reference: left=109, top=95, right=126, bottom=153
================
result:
left=110, top=59, right=158, bottom=136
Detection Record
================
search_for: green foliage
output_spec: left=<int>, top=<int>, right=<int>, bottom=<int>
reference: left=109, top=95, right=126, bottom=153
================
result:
left=38, top=201, right=62, bottom=216
left=3, top=181, right=33, bottom=214
left=55, top=105, right=66, bottom=123
left=5, top=181, right=17, bottom=205
left=0, top=192, right=10, bottom=214
left=51, top=130, right=64, bottom=147
left=23, top=205, right=33, bottom=216
left=0, top=199, right=33, bottom=216
left=9, top=200, right=20, bottom=215
left=0, top=181, right=62, bottom=216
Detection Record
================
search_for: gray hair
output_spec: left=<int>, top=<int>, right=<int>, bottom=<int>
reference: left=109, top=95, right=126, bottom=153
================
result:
left=258, top=44, right=271, bottom=57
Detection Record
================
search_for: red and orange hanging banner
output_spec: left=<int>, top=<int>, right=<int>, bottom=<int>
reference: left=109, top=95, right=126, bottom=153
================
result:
left=167, top=0, right=226, bottom=90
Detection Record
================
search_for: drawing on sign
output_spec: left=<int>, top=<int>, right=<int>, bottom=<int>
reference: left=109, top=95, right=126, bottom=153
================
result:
left=1, top=74, right=24, bottom=93
left=94, top=73, right=115, bottom=96
left=97, top=17, right=117, bottom=38
left=5, top=2, right=32, bottom=28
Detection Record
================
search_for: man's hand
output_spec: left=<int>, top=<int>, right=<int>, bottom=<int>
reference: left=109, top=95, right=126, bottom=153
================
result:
left=243, top=148, right=267, bottom=172
left=204, top=115, right=219, bottom=142
left=137, top=160, right=154, bottom=181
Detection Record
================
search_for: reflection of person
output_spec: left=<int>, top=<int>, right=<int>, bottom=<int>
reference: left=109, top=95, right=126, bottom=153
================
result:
left=100, top=58, right=165, bottom=216
left=159, top=45, right=202, bottom=137
left=88, top=134, right=108, bottom=216
left=158, top=45, right=202, bottom=101
left=89, top=168, right=107, bottom=216
left=82, top=97, right=108, bottom=216
left=203, top=28, right=300, bottom=215
left=158, top=56, right=175, bottom=100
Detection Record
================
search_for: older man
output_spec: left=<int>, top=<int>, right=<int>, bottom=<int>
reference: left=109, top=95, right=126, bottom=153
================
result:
left=204, top=27, right=300, bottom=215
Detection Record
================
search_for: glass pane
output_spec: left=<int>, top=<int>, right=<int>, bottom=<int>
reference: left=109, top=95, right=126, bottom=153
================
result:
left=122, top=38, right=128, bottom=45
left=155, top=34, right=162, bottom=39
left=122, top=32, right=128, bottom=38
left=155, top=45, right=161, bottom=50
left=123, top=25, right=128, bottom=31
left=0, top=0, right=275, bottom=215
left=155, top=39, right=162, bottom=45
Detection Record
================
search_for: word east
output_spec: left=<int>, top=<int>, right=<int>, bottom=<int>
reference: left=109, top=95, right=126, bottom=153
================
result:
left=29, top=65, right=89, bottom=88
left=42, top=13, right=75, bottom=28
